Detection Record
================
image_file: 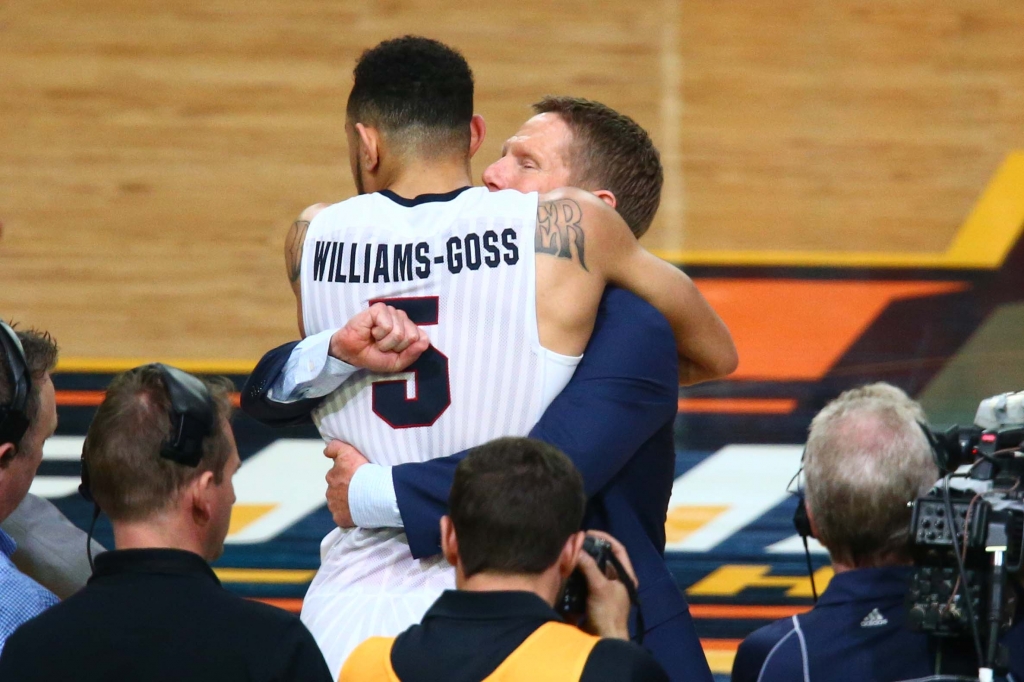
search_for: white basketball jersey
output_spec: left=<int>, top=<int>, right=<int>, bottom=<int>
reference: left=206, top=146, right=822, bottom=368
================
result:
left=298, top=186, right=581, bottom=675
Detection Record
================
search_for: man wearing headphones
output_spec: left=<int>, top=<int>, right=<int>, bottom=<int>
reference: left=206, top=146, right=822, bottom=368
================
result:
left=0, top=364, right=333, bottom=682
left=0, top=322, right=60, bottom=654
left=732, top=383, right=1024, bottom=682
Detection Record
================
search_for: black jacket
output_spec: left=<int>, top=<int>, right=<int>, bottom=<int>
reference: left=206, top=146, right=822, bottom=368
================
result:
left=0, top=548, right=333, bottom=682
left=388, top=590, right=668, bottom=682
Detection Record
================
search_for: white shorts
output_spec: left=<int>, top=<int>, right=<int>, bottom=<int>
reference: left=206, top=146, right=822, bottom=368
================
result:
left=299, top=527, right=456, bottom=676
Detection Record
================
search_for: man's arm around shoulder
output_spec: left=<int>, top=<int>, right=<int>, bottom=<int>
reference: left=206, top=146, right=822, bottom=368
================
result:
left=394, top=287, right=679, bottom=558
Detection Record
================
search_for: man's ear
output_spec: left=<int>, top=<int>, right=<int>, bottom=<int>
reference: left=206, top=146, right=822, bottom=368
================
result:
left=805, top=504, right=821, bottom=540
left=558, top=531, right=587, bottom=579
left=591, top=189, right=617, bottom=211
left=440, top=516, right=459, bottom=568
left=355, top=123, right=380, bottom=173
left=469, top=114, right=486, bottom=158
left=190, top=470, right=217, bottom=525
left=0, top=442, right=15, bottom=469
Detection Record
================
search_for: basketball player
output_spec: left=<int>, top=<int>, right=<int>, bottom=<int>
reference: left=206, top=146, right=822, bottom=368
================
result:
left=280, top=37, right=735, bottom=675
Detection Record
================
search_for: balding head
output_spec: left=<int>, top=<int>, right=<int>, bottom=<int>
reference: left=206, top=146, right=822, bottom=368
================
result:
left=804, top=383, right=939, bottom=568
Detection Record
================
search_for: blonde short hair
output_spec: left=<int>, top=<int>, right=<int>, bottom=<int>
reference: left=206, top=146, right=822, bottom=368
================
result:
left=804, top=383, right=938, bottom=567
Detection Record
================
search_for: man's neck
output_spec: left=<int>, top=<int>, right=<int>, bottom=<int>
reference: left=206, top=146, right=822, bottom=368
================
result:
left=112, top=515, right=207, bottom=559
left=379, top=156, right=473, bottom=199
left=458, top=570, right=562, bottom=607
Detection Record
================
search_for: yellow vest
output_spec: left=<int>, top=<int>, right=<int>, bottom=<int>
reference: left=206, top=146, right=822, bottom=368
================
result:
left=340, top=621, right=601, bottom=682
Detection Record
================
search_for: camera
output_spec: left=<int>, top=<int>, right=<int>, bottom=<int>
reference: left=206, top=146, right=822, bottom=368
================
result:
left=907, top=391, right=1024, bottom=678
left=926, top=392, right=1024, bottom=474
left=558, top=536, right=613, bottom=616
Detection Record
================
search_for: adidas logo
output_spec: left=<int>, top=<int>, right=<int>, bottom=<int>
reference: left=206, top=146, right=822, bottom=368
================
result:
left=860, top=608, right=888, bottom=628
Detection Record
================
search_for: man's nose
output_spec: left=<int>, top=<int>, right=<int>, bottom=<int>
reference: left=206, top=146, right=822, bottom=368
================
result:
left=482, top=161, right=506, bottom=191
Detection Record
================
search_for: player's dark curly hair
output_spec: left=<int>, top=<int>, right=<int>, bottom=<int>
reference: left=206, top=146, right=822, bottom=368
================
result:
left=348, top=36, right=474, bottom=156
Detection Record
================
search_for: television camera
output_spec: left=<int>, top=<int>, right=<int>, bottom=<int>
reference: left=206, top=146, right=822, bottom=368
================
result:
left=908, top=391, right=1024, bottom=682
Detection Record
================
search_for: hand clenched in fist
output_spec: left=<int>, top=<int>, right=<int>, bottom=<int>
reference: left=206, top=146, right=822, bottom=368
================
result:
left=329, top=303, right=430, bottom=373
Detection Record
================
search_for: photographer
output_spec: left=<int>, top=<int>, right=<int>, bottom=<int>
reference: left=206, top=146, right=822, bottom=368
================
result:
left=340, top=437, right=667, bottom=681
left=0, top=364, right=333, bottom=682
left=732, top=383, right=1024, bottom=682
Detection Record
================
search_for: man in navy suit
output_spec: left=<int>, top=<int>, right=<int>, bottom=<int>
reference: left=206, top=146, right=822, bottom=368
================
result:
left=244, top=97, right=737, bottom=682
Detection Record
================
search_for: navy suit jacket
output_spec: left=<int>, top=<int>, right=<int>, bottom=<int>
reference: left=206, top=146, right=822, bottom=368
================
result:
left=241, top=287, right=711, bottom=682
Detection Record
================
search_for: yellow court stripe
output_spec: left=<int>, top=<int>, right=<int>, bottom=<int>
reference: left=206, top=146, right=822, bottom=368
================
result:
left=56, top=357, right=256, bottom=374
left=214, top=568, right=316, bottom=584
left=652, top=152, right=1024, bottom=269
left=704, top=648, right=737, bottom=675
left=944, top=152, right=1024, bottom=267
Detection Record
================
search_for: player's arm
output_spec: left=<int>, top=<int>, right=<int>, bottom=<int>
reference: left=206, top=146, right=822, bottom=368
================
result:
left=539, top=188, right=738, bottom=385
left=284, top=203, right=329, bottom=337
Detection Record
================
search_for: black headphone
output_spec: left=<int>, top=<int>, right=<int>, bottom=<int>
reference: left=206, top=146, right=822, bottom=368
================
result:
left=0, top=320, right=32, bottom=448
left=80, top=363, right=216, bottom=570
left=79, top=363, right=216, bottom=501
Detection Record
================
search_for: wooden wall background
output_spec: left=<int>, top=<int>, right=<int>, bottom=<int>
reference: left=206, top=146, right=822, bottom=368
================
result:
left=2, top=0, right=1022, bottom=360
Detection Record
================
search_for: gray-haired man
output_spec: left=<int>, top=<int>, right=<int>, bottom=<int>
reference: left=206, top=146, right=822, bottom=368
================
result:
left=732, top=383, right=1024, bottom=682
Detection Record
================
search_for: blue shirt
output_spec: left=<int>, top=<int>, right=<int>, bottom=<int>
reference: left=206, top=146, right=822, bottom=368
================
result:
left=732, top=565, right=1024, bottom=682
left=0, top=529, right=59, bottom=655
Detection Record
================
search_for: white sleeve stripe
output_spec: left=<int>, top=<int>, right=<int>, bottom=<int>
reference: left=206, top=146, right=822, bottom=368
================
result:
left=756, top=625, right=798, bottom=682
left=792, top=615, right=811, bottom=682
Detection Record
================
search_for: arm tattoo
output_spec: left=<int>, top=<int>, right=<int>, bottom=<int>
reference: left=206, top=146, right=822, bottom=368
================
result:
left=535, top=199, right=588, bottom=272
left=287, top=220, right=310, bottom=284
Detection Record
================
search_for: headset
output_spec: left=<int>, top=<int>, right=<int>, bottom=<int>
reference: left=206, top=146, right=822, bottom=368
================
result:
left=791, top=421, right=952, bottom=602
left=0, top=320, right=32, bottom=449
left=80, top=363, right=216, bottom=567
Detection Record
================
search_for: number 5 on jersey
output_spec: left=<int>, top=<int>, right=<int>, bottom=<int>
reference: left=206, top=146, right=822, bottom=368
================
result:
left=369, top=297, right=451, bottom=428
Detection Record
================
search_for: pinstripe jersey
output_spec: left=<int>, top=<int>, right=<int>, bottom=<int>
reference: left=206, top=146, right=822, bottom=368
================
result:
left=298, top=186, right=581, bottom=675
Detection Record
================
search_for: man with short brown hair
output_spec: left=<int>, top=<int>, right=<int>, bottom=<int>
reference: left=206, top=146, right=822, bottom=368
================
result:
left=342, top=438, right=667, bottom=682
left=83, top=368, right=236, bottom=526
left=491, top=95, right=663, bottom=238
left=0, top=364, right=333, bottom=682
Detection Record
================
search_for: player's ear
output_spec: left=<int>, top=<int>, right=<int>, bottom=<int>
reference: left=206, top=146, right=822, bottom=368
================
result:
left=469, top=115, right=486, bottom=158
left=355, top=123, right=380, bottom=172
left=591, top=189, right=617, bottom=212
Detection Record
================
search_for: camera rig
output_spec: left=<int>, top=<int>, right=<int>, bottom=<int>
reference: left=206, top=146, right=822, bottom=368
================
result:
left=907, top=391, right=1024, bottom=682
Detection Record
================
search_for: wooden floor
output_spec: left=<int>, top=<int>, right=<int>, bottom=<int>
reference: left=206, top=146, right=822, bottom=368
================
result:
left=1, top=0, right=1023, bottom=360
